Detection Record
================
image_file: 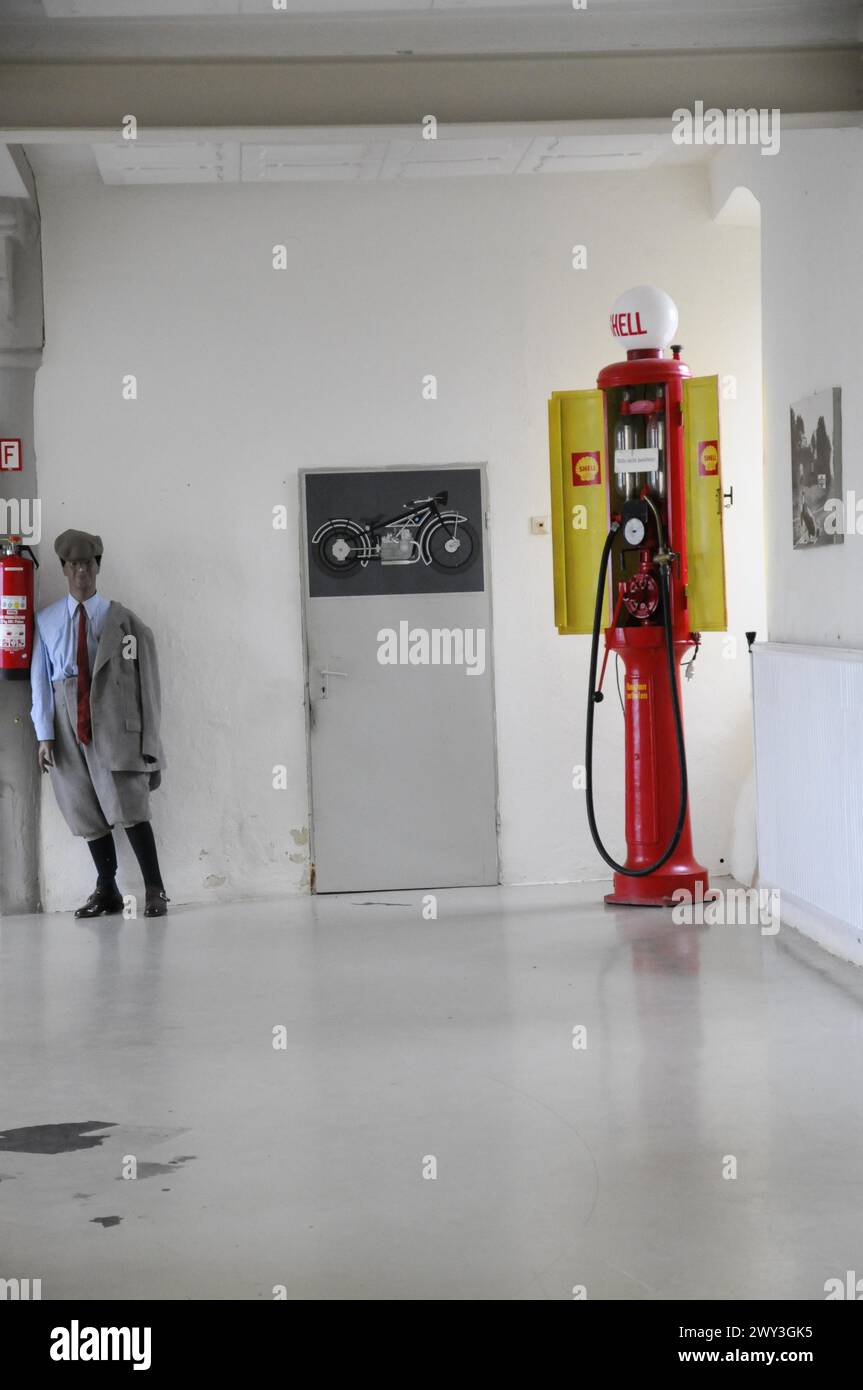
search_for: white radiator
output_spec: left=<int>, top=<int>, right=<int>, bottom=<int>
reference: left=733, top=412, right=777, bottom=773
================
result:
left=752, top=642, right=863, bottom=940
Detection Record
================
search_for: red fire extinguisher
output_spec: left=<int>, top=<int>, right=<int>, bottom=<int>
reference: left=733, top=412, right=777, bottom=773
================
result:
left=0, top=535, right=39, bottom=680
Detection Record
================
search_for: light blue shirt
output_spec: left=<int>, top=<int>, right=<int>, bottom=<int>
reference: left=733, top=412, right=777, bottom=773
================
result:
left=30, top=592, right=111, bottom=741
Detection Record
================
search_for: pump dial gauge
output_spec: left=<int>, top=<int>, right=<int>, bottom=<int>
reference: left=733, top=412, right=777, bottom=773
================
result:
left=624, top=516, right=646, bottom=547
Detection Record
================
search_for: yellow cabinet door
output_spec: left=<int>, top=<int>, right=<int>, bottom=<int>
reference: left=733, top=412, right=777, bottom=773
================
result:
left=548, top=389, right=610, bottom=635
left=682, top=376, right=727, bottom=632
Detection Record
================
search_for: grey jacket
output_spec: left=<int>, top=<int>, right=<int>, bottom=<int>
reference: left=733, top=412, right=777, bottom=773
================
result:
left=90, top=601, right=166, bottom=783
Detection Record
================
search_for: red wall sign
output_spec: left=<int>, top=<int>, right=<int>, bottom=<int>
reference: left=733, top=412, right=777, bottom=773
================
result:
left=1, top=439, right=23, bottom=472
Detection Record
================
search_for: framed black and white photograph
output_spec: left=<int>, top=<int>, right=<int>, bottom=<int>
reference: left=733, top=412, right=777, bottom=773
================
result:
left=791, top=387, right=843, bottom=548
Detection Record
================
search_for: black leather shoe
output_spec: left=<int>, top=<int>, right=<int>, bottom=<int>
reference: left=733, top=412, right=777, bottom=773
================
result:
left=74, top=884, right=125, bottom=919
left=144, top=888, right=170, bottom=918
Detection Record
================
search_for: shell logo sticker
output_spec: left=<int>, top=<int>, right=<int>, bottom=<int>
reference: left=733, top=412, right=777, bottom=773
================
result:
left=571, top=451, right=601, bottom=487
left=698, top=440, right=719, bottom=476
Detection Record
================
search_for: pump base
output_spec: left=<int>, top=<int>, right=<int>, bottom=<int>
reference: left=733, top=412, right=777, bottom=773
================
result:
left=605, top=866, right=709, bottom=909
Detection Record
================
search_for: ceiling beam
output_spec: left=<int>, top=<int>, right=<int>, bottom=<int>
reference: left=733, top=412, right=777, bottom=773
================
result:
left=0, top=4, right=860, bottom=62
left=0, top=50, right=859, bottom=131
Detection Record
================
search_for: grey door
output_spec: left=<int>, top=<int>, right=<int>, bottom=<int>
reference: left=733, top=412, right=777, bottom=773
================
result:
left=301, top=465, right=499, bottom=893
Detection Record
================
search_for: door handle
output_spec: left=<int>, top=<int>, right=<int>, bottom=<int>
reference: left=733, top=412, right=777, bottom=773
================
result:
left=319, top=668, right=348, bottom=699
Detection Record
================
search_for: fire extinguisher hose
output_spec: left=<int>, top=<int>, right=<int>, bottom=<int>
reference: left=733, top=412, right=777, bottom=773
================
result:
left=585, top=523, right=689, bottom=877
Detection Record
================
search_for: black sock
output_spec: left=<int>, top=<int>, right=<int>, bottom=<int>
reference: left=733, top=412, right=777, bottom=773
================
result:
left=87, top=832, right=118, bottom=889
left=125, top=821, right=164, bottom=892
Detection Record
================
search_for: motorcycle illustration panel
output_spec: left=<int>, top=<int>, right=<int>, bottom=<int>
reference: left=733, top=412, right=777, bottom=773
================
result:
left=312, top=490, right=477, bottom=577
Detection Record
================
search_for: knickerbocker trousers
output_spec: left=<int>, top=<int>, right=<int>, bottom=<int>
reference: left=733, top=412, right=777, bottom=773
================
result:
left=49, top=676, right=152, bottom=840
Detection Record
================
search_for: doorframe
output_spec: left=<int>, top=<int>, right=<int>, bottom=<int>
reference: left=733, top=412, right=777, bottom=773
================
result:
left=297, top=462, right=501, bottom=894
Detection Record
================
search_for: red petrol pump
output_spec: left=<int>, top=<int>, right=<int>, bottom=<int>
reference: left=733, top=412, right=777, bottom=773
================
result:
left=549, top=287, right=727, bottom=906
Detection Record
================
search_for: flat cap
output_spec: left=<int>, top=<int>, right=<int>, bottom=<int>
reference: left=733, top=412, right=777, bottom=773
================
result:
left=54, top=528, right=104, bottom=563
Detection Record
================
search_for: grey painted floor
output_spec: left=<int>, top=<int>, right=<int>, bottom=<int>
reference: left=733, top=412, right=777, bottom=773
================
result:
left=1, top=881, right=861, bottom=1301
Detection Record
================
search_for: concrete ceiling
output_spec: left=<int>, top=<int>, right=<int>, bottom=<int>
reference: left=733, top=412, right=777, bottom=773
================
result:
left=1, top=0, right=860, bottom=60
left=22, top=121, right=706, bottom=186
left=2, top=1, right=858, bottom=134
left=21, top=110, right=858, bottom=191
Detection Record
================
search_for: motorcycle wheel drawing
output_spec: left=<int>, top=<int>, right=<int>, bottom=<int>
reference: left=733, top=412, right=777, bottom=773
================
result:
left=312, top=490, right=478, bottom=578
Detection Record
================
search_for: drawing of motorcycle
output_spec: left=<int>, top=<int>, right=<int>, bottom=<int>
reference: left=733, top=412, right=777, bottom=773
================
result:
left=311, top=490, right=478, bottom=576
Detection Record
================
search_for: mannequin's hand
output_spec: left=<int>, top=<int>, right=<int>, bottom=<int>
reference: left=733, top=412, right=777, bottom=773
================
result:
left=38, top=741, right=54, bottom=773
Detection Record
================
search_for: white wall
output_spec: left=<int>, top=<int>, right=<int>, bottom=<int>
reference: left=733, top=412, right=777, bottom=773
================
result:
left=711, top=128, right=863, bottom=646
left=710, top=126, right=863, bottom=960
left=33, top=163, right=763, bottom=910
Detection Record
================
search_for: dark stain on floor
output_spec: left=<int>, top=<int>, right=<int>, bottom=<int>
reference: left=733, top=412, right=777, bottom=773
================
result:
left=91, top=1216, right=122, bottom=1228
left=0, top=1122, right=116, bottom=1154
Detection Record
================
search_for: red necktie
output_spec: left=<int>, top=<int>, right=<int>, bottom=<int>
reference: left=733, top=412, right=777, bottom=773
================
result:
left=76, top=602, right=92, bottom=745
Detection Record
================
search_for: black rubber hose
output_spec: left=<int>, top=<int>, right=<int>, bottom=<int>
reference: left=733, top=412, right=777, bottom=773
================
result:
left=585, top=525, right=689, bottom=877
